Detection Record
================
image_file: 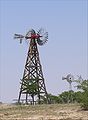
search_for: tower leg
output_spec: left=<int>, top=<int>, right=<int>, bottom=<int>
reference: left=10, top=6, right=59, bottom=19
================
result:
left=18, top=91, right=21, bottom=103
left=26, top=94, right=28, bottom=104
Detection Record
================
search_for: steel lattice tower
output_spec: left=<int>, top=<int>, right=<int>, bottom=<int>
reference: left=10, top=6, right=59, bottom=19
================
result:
left=14, top=29, right=48, bottom=104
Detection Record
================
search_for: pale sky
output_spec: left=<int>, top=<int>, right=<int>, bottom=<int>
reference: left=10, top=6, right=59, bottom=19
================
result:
left=0, top=0, right=87, bottom=103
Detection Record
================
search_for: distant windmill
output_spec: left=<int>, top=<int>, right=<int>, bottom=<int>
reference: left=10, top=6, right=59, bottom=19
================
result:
left=62, top=74, right=74, bottom=91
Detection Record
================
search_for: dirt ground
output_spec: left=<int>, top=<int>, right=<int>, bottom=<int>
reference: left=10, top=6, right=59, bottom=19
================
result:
left=0, top=103, right=88, bottom=120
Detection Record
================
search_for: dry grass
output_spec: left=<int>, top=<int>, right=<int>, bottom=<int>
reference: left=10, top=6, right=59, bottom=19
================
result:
left=0, top=103, right=88, bottom=120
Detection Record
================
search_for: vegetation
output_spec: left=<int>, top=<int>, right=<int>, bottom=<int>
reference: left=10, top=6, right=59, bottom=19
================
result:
left=20, top=79, right=88, bottom=110
left=20, top=78, right=39, bottom=104
left=45, top=91, right=83, bottom=104
left=76, top=80, right=88, bottom=110
left=40, top=80, right=88, bottom=111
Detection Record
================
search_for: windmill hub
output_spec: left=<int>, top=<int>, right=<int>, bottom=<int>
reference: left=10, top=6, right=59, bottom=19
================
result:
left=25, top=33, right=42, bottom=40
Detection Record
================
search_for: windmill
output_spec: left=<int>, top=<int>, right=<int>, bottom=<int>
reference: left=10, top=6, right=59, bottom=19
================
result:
left=14, top=28, right=48, bottom=104
left=62, top=74, right=75, bottom=103
left=62, top=74, right=74, bottom=91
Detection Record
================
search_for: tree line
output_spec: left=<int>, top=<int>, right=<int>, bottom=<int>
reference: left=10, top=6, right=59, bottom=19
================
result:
left=18, top=79, right=88, bottom=110
left=41, top=80, right=88, bottom=110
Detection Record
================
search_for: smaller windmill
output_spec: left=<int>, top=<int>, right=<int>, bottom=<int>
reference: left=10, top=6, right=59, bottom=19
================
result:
left=62, top=74, right=74, bottom=91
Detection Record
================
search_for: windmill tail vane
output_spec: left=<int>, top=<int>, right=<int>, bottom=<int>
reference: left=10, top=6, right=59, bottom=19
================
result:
left=14, top=34, right=24, bottom=39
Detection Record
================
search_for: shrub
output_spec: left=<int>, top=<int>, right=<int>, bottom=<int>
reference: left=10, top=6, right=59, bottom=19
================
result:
left=59, top=91, right=75, bottom=103
left=76, top=80, right=88, bottom=110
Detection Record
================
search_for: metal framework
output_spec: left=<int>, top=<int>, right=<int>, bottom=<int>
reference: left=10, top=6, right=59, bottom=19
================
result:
left=18, top=38, right=48, bottom=104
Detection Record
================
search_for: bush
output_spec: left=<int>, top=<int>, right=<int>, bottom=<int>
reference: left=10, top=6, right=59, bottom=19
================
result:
left=81, top=91, right=88, bottom=110
left=59, top=91, right=76, bottom=103
left=76, top=80, right=88, bottom=110
left=74, top=91, right=83, bottom=103
left=47, top=94, right=60, bottom=104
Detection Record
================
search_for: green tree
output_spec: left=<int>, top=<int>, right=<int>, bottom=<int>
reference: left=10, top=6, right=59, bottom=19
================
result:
left=45, top=94, right=58, bottom=104
left=59, top=91, right=75, bottom=103
left=76, top=80, right=88, bottom=110
left=21, top=78, right=39, bottom=104
left=41, top=94, right=62, bottom=104
left=74, top=91, right=83, bottom=103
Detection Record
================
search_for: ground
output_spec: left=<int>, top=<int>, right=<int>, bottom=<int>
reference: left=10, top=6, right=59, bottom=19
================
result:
left=0, top=103, right=88, bottom=120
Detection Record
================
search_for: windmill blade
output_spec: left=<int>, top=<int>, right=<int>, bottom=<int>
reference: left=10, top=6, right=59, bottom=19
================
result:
left=37, top=38, right=44, bottom=45
left=26, top=29, right=35, bottom=38
left=37, top=37, right=48, bottom=46
left=77, top=75, right=83, bottom=81
left=37, top=29, right=48, bottom=46
left=37, top=28, right=44, bottom=35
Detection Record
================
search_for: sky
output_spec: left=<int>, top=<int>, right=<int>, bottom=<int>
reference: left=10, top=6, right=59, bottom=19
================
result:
left=0, top=0, right=87, bottom=103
